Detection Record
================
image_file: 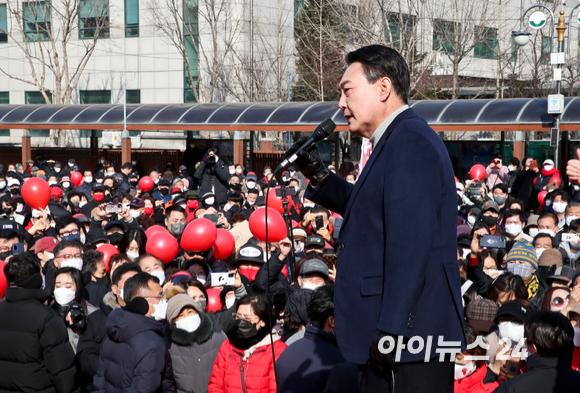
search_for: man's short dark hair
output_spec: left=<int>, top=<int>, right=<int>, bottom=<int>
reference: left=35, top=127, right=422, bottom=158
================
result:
left=227, top=192, right=244, bottom=205
left=492, top=184, right=508, bottom=194
left=248, top=189, right=259, bottom=196
left=121, top=162, right=133, bottom=170
left=525, top=310, right=574, bottom=358
left=533, top=233, right=555, bottom=248
left=308, top=284, right=334, bottom=330
left=550, top=190, right=571, bottom=203
left=504, top=209, right=526, bottom=224
left=4, top=252, right=40, bottom=284
left=508, top=157, right=520, bottom=167
left=538, top=212, right=559, bottom=228
left=124, top=272, right=159, bottom=303
left=111, top=262, right=142, bottom=286
left=345, top=45, right=410, bottom=104
left=82, top=249, right=104, bottom=276
left=53, top=240, right=84, bottom=258
left=165, top=205, right=186, bottom=220
left=55, top=216, right=79, bottom=235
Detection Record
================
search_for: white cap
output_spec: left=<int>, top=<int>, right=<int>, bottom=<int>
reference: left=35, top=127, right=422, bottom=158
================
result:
left=543, top=159, right=554, bottom=166
left=456, top=182, right=465, bottom=191
left=7, top=179, right=20, bottom=187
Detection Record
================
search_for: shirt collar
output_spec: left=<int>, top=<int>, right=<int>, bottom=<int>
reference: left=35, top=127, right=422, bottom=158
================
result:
left=368, top=105, right=409, bottom=149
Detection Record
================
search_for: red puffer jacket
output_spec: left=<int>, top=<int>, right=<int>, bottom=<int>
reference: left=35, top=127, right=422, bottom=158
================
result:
left=454, top=365, right=498, bottom=393
left=208, top=338, right=286, bottom=393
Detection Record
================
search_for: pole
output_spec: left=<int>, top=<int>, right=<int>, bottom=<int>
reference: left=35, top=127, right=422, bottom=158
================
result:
left=122, top=86, right=131, bottom=164
left=554, top=10, right=566, bottom=170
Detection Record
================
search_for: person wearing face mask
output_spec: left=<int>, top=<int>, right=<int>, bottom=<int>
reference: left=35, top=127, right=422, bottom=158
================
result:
left=93, top=272, right=176, bottom=393
left=0, top=252, right=80, bottom=393
left=6, top=178, right=21, bottom=198
left=151, top=178, right=171, bottom=204
left=297, top=258, right=329, bottom=291
left=177, top=164, right=193, bottom=188
left=537, top=212, right=562, bottom=246
left=35, top=236, right=58, bottom=270
left=532, top=158, right=560, bottom=199
left=100, top=262, right=141, bottom=316
left=494, top=311, right=580, bottom=393
left=118, top=228, right=147, bottom=263
left=241, top=172, right=262, bottom=195
left=503, top=209, right=532, bottom=242
left=208, top=294, right=287, bottom=393
left=491, top=184, right=509, bottom=212
left=227, top=174, right=242, bottom=194
left=466, top=207, right=481, bottom=228
left=479, top=200, right=501, bottom=234
left=194, top=148, right=230, bottom=207
left=485, top=154, right=509, bottom=190
left=104, top=221, right=126, bottom=246
left=524, top=214, right=539, bottom=238
left=59, top=176, right=73, bottom=194
left=164, top=205, right=187, bottom=240
left=166, top=288, right=227, bottom=393
left=559, top=219, right=580, bottom=268
left=0, top=174, right=7, bottom=199
left=126, top=172, right=140, bottom=197
left=200, top=191, right=217, bottom=210
left=506, top=157, right=521, bottom=196
left=49, top=267, right=107, bottom=389
left=548, top=190, right=571, bottom=229
left=278, top=285, right=347, bottom=392
left=81, top=249, right=109, bottom=304
left=505, top=238, right=547, bottom=306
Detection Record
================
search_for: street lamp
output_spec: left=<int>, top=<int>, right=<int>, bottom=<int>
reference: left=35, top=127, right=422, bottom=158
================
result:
left=511, top=30, right=531, bottom=47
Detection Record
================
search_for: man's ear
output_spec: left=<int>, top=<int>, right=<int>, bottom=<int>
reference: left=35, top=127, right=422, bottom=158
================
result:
left=327, top=316, right=335, bottom=329
left=297, top=276, right=303, bottom=288
left=378, top=77, right=393, bottom=102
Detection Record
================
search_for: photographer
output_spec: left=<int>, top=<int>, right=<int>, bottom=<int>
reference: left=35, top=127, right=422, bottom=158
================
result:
left=49, top=267, right=107, bottom=390
left=194, top=148, right=230, bottom=207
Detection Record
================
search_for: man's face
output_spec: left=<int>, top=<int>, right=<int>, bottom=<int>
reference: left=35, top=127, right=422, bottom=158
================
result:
left=0, top=236, right=20, bottom=258
left=300, top=272, right=327, bottom=287
left=538, top=217, right=557, bottom=232
left=305, top=245, right=324, bottom=255
left=104, top=179, right=114, bottom=188
left=166, top=211, right=186, bottom=226
left=247, top=193, right=258, bottom=203
left=142, top=280, right=163, bottom=316
left=567, top=205, right=580, bottom=219
left=505, top=216, right=522, bottom=227
left=54, top=246, right=83, bottom=268
left=151, top=172, right=159, bottom=181
left=58, top=222, right=80, bottom=240
left=493, top=188, right=507, bottom=198
left=106, top=225, right=124, bottom=236
left=139, top=256, right=164, bottom=273
left=84, top=171, right=92, bottom=179
left=113, top=270, right=138, bottom=306
left=483, top=210, right=499, bottom=218
left=534, top=237, right=552, bottom=250
left=338, top=62, right=393, bottom=138
left=7, top=165, right=15, bottom=172
left=230, top=177, right=240, bottom=185
left=107, top=167, right=115, bottom=175
left=122, top=167, right=131, bottom=175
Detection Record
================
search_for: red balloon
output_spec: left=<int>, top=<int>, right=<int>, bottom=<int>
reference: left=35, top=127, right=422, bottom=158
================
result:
left=538, top=190, right=548, bottom=205
left=98, top=244, right=119, bottom=273
left=139, top=176, right=154, bottom=192
left=470, top=164, right=486, bottom=182
left=549, top=175, right=561, bottom=186
left=71, top=172, right=83, bottom=187
left=0, top=261, right=7, bottom=298
left=146, top=232, right=179, bottom=263
left=21, top=177, right=50, bottom=209
left=213, top=229, right=235, bottom=259
left=181, top=218, right=218, bottom=252
left=145, top=225, right=167, bottom=238
left=249, top=207, right=287, bottom=242
left=206, top=288, right=222, bottom=312
left=266, top=187, right=292, bottom=214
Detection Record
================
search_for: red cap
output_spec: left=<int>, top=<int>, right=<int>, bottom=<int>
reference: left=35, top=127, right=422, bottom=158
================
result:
left=170, top=187, right=182, bottom=195
left=50, top=187, right=63, bottom=199
left=35, top=237, right=58, bottom=253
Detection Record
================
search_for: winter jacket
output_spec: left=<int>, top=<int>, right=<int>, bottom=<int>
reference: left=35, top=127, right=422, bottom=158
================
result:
left=485, top=165, right=508, bottom=190
left=533, top=166, right=560, bottom=192
left=99, top=291, right=121, bottom=316
left=276, top=325, right=346, bottom=393
left=92, top=308, right=176, bottom=393
left=194, top=160, right=230, bottom=206
left=208, top=331, right=286, bottom=393
left=165, top=312, right=227, bottom=393
left=0, top=287, right=80, bottom=393
left=513, top=169, right=537, bottom=210
left=74, top=302, right=107, bottom=390
left=494, top=355, right=580, bottom=393
left=454, top=365, right=498, bottom=393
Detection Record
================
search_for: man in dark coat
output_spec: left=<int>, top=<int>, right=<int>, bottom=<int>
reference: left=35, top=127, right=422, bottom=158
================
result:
left=290, top=45, right=465, bottom=391
left=194, top=148, right=230, bottom=207
left=0, top=252, right=80, bottom=393
left=92, top=273, right=176, bottom=393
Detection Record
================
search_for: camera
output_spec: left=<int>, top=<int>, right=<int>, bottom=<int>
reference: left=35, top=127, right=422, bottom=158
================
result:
left=207, top=155, right=217, bottom=164
left=58, top=302, right=87, bottom=329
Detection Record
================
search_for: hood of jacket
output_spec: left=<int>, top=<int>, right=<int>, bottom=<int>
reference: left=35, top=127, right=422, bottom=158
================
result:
left=5, top=287, right=50, bottom=303
left=106, top=307, right=164, bottom=343
left=101, top=291, right=121, bottom=310
left=167, top=311, right=215, bottom=346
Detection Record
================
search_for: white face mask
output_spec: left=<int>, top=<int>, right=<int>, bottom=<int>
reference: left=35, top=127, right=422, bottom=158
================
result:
left=130, top=210, right=141, bottom=218
left=303, top=203, right=315, bottom=209
left=467, top=216, right=477, bottom=225
left=68, top=163, right=74, bottom=167
left=150, top=270, right=166, bottom=284
left=574, top=327, right=580, bottom=348
left=528, top=228, right=539, bottom=238
left=302, top=281, right=322, bottom=291
left=508, top=165, right=516, bottom=172
left=115, top=286, right=124, bottom=302
left=498, top=321, right=525, bottom=344
left=225, top=297, right=236, bottom=309
left=154, top=178, right=159, bottom=184
left=538, top=229, right=555, bottom=237
left=122, top=203, right=130, bottom=210
left=462, top=249, right=471, bottom=259
left=223, top=204, right=231, bottom=212
left=535, top=248, right=546, bottom=259
left=48, top=180, right=57, bottom=186
left=236, top=169, right=242, bottom=174
left=132, top=161, right=137, bottom=165
left=347, top=180, right=355, bottom=185
left=15, top=205, right=24, bottom=213
left=247, top=201, right=255, bottom=206
left=544, top=165, right=554, bottom=171
left=85, top=177, right=93, bottom=183
left=62, top=182, right=71, bottom=189
left=175, top=314, right=201, bottom=332
left=77, top=201, right=87, bottom=209
left=246, top=181, right=256, bottom=189
left=60, top=258, right=83, bottom=270
left=196, top=275, right=206, bottom=285
left=50, top=222, right=56, bottom=228
left=205, top=197, right=215, bottom=206
left=151, top=299, right=168, bottom=321
left=55, top=167, right=61, bottom=173
left=506, top=262, right=533, bottom=279
left=0, top=181, right=5, bottom=189
left=96, top=178, right=103, bottom=183
left=80, top=234, right=86, bottom=244
left=553, top=202, right=567, bottom=214
left=454, top=361, right=476, bottom=380
left=53, top=287, right=76, bottom=305
left=505, top=224, right=522, bottom=237
left=567, top=216, right=580, bottom=226
left=126, top=252, right=139, bottom=261
left=229, top=169, right=235, bottom=175
left=46, top=252, right=54, bottom=260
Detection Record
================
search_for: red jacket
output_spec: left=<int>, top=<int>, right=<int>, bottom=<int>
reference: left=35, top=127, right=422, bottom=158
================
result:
left=208, top=338, right=286, bottom=393
left=572, top=347, right=580, bottom=371
left=454, top=365, right=498, bottom=393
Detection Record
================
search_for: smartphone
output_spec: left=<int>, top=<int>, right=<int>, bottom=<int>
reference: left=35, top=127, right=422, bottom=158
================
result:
left=211, top=272, right=236, bottom=287
left=275, top=186, right=296, bottom=198
left=530, top=160, right=538, bottom=171
left=12, top=243, right=25, bottom=256
left=505, top=359, right=524, bottom=379
left=322, top=253, right=338, bottom=270
left=480, top=235, right=507, bottom=249
left=494, top=159, right=501, bottom=165
left=105, top=203, right=121, bottom=214
left=562, top=233, right=580, bottom=242
left=315, top=215, right=324, bottom=229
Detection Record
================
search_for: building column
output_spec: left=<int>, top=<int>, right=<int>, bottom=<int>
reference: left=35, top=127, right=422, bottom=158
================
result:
left=122, top=130, right=131, bottom=164
left=22, top=129, right=31, bottom=168
left=233, top=131, right=243, bottom=166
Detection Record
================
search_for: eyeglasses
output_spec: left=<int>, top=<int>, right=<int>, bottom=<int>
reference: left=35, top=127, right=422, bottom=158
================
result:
left=232, top=313, right=259, bottom=323
left=551, top=295, right=570, bottom=308
left=56, top=253, right=82, bottom=261
left=59, top=229, right=79, bottom=237
left=0, top=245, right=11, bottom=253
left=144, top=295, right=163, bottom=301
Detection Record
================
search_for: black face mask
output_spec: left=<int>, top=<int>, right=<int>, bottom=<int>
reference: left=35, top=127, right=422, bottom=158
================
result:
left=160, top=188, right=169, bottom=196
left=180, top=171, right=188, bottom=177
left=0, top=250, right=11, bottom=261
left=108, top=233, right=123, bottom=245
left=482, top=215, right=498, bottom=228
left=229, top=183, right=241, bottom=190
left=1, top=207, right=12, bottom=216
left=94, top=275, right=110, bottom=288
left=102, top=195, right=112, bottom=204
left=306, top=250, right=322, bottom=257
left=236, top=319, right=259, bottom=339
left=130, top=181, right=138, bottom=187
left=9, top=188, right=20, bottom=196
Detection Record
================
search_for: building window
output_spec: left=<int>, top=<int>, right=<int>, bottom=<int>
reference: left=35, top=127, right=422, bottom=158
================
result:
left=433, top=19, right=460, bottom=56
left=23, top=1, right=51, bottom=42
left=474, top=27, right=498, bottom=60
left=79, top=0, right=109, bottom=40
left=510, top=37, right=518, bottom=62
left=0, top=4, right=8, bottom=43
left=126, top=89, right=140, bottom=104
left=183, top=0, right=199, bottom=103
left=541, top=35, right=551, bottom=65
left=25, top=91, right=51, bottom=137
left=385, top=12, right=416, bottom=51
left=80, top=90, right=111, bottom=104
left=125, top=0, right=139, bottom=37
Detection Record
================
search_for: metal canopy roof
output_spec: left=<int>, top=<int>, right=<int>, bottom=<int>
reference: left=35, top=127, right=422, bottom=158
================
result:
left=0, top=98, right=577, bottom=132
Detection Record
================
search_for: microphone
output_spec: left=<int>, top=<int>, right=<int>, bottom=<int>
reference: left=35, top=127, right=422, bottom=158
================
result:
left=273, top=118, right=336, bottom=175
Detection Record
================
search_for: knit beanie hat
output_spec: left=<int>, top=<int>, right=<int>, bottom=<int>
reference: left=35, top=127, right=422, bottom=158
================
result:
left=505, top=238, right=538, bottom=269
left=167, top=293, right=201, bottom=325
left=537, top=249, right=563, bottom=268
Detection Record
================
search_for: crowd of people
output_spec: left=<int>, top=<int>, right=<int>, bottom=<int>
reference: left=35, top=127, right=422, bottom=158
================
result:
left=4, top=146, right=580, bottom=393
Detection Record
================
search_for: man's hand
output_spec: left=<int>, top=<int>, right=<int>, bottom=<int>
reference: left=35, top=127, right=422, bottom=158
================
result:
left=471, top=228, right=487, bottom=257
left=286, top=136, right=329, bottom=186
left=317, top=227, right=331, bottom=241
left=567, top=148, right=580, bottom=184
left=95, top=204, right=108, bottom=219
left=370, top=330, right=396, bottom=375
left=279, top=238, right=291, bottom=258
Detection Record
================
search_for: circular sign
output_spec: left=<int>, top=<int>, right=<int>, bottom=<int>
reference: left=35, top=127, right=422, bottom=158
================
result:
left=529, top=11, right=547, bottom=30
left=577, top=13, right=580, bottom=26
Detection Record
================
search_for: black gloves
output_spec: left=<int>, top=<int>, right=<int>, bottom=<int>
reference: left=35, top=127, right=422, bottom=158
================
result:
left=286, top=136, right=329, bottom=186
left=370, top=330, right=396, bottom=375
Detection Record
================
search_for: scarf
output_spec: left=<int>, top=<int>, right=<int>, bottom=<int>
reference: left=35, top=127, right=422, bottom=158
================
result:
left=527, top=274, right=540, bottom=301
left=243, top=329, right=280, bottom=361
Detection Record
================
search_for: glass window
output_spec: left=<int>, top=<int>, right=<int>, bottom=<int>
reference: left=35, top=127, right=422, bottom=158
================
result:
left=474, top=27, right=498, bottom=60
left=23, top=1, right=51, bottom=42
left=126, top=89, right=140, bottom=104
left=0, top=91, right=8, bottom=104
left=80, top=90, right=111, bottom=104
left=433, top=19, right=460, bottom=56
left=0, top=4, right=7, bottom=43
left=125, top=0, right=138, bottom=37
left=510, top=37, right=517, bottom=62
left=385, top=12, right=416, bottom=52
left=183, top=0, right=199, bottom=103
left=79, top=0, right=109, bottom=39
left=540, top=35, right=551, bottom=65
left=25, top=91, right=51, bottom=136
